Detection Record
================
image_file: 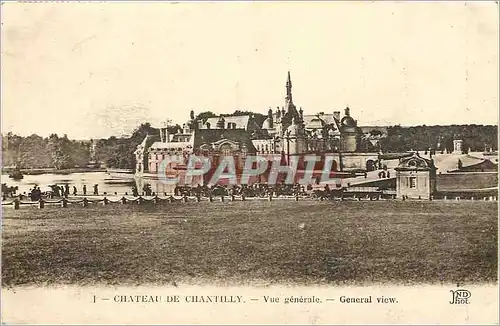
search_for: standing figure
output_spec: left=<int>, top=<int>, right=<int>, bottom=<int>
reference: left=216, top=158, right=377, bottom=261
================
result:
left=93, top=184, right=99, bottom=195
left=72, top=186, right=77, bottom=196
left=83, top=185, right=87, bottom=196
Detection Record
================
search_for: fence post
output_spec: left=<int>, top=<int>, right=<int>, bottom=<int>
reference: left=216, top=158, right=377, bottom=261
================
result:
left=220, top=195, right=224, bottom=202
left=183, top=195, right=188, bottom=203
left=103, top=197, right=109, bottom=205
left=196, top=195, right=201, bottom=202
left=61, top=198, right=68, bottom=208
left=241, top=194, right=246, bottom=201
left=209, top=195, right=213, bottom=202
left=154, top=196, right=161, bottom=205
left=295, top=195, right=299, bottom=201
left=82, top=197, right=89, bottom=207
left=121, top=197, right=127, bottom=204
left=13, top=199, right=20, bottom=210
left=168, top=196, right=174, bottom=203
left=38, top=199, right=45, bottom=209
left=230, top=195, right=235, bottom=202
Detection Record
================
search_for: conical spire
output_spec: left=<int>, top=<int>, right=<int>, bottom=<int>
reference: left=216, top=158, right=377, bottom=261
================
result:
left=284, top=71, right=297, bottom=118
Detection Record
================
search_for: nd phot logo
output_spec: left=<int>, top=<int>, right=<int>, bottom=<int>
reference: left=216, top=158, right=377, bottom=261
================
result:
left=449, top=289, right=471, bottom=305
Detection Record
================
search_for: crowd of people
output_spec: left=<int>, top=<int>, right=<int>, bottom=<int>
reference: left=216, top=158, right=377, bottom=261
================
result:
left=171, top=183, right=328, bottom=198
left=7, top=180, right=348, bottom=202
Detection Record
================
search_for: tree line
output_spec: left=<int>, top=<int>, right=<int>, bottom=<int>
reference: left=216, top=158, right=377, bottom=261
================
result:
left=377, top=124, right=497, bottom=153
left=2, top=133, right=92, bottom=169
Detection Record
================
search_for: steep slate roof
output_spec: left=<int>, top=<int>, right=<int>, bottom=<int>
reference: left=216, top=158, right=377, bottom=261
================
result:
left=303, top=114, right=341, bottom=131
left=149, top=141, right=193, bottom=151
left=203, top=115, right=250, bottom=130
left=192, top=129, right=257, bottom=152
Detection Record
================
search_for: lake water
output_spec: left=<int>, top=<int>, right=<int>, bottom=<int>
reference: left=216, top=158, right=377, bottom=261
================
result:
left=1, top=172, right=177, bottom=196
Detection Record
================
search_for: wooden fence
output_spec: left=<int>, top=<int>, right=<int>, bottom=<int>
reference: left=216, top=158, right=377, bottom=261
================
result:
left=1, top=192, right=497, bottom=210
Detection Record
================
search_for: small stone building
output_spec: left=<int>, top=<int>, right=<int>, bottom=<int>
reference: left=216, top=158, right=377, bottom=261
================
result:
left=395, top=153, right=437, bottom=199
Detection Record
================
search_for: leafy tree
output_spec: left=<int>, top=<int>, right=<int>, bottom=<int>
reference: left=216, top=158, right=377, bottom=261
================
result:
left=17, top=134, right=52, bottom=168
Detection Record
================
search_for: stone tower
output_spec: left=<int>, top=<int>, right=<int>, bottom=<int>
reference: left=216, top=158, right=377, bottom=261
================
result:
left=453, top=139, right=463, bottom=154
left=280, top=71, right=306, bottom=156
left=340, top=106, right=358, bottom=152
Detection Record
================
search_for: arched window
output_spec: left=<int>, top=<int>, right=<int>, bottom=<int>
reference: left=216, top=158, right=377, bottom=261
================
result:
left=220, top=144, right=232, bottom=157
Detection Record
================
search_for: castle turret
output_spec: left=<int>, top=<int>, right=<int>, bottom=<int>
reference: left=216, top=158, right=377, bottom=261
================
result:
left=340, top=106, right=358, bottom=152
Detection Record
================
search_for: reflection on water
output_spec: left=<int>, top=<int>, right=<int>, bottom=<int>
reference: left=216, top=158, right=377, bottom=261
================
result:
left=1, top=172, right=176, bottom=195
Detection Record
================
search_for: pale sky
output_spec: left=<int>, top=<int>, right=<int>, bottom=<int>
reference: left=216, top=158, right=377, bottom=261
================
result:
left=1, top=1, right=498, bottom=139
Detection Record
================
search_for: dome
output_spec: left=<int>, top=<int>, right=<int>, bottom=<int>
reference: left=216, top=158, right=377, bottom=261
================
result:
left=306, top=117, right=325, bottom=129
left=341, top=116, right=356, bottom=127
left=262, top=117, right=273, bottom=129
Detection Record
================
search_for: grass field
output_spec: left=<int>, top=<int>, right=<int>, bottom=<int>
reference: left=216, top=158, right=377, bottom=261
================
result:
left=1, top=200, right=497, bottom=287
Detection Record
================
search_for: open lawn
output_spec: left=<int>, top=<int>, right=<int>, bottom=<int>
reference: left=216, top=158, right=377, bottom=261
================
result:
left=1, top=200, right=497, bottom=286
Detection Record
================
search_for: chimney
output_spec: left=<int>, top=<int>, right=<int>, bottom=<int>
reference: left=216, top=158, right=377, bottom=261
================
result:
left=333, top=111, right=340, bottom=120
left=268, top=108, right=274, bottom=129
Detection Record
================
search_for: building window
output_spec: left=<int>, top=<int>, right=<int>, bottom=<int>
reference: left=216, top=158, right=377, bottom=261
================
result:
left=409, top=177, right=417, bottom=188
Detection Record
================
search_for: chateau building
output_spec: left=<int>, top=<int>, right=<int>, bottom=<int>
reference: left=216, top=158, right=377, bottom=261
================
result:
left=135, top=71, right=367, bottom=178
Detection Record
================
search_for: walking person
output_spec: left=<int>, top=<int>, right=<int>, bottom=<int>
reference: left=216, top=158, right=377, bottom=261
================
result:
left=93, top=184, right=99, bottom=195
left=72, top=186, right=77, bottom=196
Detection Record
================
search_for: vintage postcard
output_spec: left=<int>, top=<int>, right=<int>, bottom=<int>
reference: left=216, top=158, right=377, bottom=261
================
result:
left=1, top=1, right=498, bottom=324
